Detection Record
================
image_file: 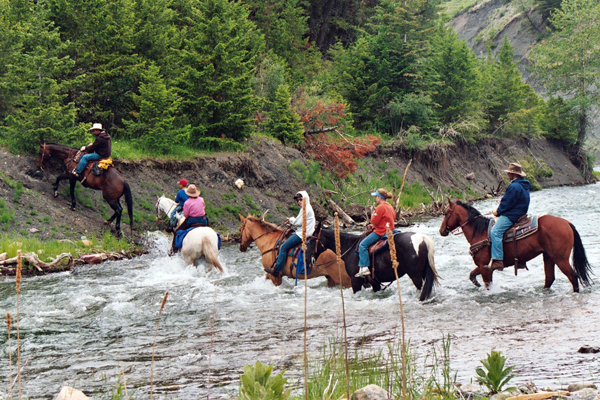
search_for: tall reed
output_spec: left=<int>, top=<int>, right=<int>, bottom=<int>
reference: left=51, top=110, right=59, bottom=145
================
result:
left=15, top=250, right=22, bottom=400
left=150, top=290, right=169, bottom=399
left=301, top=199, right=308, bottom=400
left=6, top=312, right=12, bottom=400
left=386, top=226, right=406, bottom=399
left=333, top=213, right=350, bottom=400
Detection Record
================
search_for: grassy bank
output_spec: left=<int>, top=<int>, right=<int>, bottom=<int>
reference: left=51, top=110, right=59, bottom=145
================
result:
left=0, top=231, right=137, bottom=260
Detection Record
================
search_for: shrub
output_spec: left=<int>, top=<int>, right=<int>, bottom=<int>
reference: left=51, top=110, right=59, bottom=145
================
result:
left=475, top=350, right=516, bottom=394
left=239, top=361, right=290, bottom=400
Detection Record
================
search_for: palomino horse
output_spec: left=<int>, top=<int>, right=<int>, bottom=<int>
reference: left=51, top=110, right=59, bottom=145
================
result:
left=238, top=214, right=352, bottom=288
left=305, top=224, right=439, bottom=301
left=155, top=195, right=222, bottom=271
left=439, top=199, right=592, bottom=291
left=37, top=142, right=133, bottom=236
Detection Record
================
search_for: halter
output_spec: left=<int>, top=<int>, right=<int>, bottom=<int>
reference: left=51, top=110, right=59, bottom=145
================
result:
left=155, top=197, right=177, bottom=221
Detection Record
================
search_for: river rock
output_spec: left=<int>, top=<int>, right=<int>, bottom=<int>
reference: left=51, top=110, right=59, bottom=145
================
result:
left=0, top=252, right=6, bottom=261
left=578, top=346, right=600, bottom=354
left=56, top=386, right=90, bottom=400
left=351, top=384, right=391, bottom=400
left=570, top=388, right=598, bottom=400
left=518, top=381, right=538, bottom=394
left=491, top=389, right=520, bottom=400
left=456, top=383, right=481, bottom=395
left=569, top=383, right=598, bottom=392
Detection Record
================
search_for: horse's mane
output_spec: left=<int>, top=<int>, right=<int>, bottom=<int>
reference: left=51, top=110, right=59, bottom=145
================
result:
left=246, top=215, right=282, bottom=232
left=456, top=201, right=491, bottom=235
left=45, top=142, right=77, bottom=150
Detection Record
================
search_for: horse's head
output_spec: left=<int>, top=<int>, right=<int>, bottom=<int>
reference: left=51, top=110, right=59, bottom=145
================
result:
left=238, top=214, right=252, bottom=252
left=37, top=142, right=50, bottom=170
left=155, top=195, right=164, bottom=222
left=440, top=198, right=459, bottom=236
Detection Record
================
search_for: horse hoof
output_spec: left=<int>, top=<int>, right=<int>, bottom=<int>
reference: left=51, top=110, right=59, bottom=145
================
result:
left=104, top=221, right=111, bottom=225
left=53, top=191, right=58, bottom=198
left=70, top=207, right=76, bottom=211
left=470, top=275, right=481, bottom=287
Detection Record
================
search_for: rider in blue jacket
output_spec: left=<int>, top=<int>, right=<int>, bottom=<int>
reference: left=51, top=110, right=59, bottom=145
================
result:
left=487, top=162, right=531, bottom=271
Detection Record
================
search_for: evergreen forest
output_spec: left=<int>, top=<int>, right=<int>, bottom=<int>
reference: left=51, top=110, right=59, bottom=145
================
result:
left=1, top=0, right=598, bottom=160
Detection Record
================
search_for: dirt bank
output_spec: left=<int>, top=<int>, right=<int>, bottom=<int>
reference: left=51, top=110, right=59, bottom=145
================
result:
left=0, top=137, right=586, bottom=242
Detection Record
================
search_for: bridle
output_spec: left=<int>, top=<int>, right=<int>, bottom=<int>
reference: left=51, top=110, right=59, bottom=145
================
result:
left=155, top=197, right=177, bottom=221
left=239, top=218, right=278, bottom=253
left=441, top=203, right=486, bottom=236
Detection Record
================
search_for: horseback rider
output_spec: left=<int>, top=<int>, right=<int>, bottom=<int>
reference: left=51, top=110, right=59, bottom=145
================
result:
left=356, top=188, right=396, bottom=278
left=175, top=178, right=190, bottom=212
left=486, top=162, right=531, bottom=271
left=180, top=184, right=207, bottom=229
left=72, top=123, right=111, bottom=178
left=265, top=191, right=315, bottom=278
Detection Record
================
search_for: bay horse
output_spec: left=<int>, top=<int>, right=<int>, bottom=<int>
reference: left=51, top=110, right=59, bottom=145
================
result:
left=37, top=142, right=133, bottom=236
left=305, top=223, right=439, bottom=301
left=439, top=199, right=592, bottom=292
left=238, top=214, right=352, bottom=288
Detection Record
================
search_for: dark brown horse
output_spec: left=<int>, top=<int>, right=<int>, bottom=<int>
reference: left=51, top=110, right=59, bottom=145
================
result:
left=37, top=142, right=133, bottom=236
left=439, top=199, right=592, bottom=292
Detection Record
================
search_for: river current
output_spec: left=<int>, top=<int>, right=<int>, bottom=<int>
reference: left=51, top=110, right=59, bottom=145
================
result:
left=1, top=183, right=599, bottom=399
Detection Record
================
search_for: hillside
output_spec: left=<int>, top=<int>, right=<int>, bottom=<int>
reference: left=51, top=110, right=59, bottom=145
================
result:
left=0, top=137, right=586, bottom=243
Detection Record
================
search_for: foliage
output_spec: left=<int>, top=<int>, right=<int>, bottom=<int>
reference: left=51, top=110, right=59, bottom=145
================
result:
left=239, top=361, right=291, bottom=400
left=475, top=351, right=516, bottom=394
left=530, top=0, right=600, bottom=147
left=304, top=133, right=380, bottom=179
left=538, top=97, right=578, bottom=144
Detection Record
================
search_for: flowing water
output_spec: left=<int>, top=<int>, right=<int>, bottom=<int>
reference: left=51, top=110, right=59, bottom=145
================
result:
left=2, top=183, right=600, bottom=399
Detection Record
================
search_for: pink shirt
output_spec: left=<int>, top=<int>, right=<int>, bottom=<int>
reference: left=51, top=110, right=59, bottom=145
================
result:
left=183, top=197, right=205, bottom=218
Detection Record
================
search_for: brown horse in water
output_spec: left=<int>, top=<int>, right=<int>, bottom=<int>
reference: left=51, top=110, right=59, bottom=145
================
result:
left=37, top=142, right=134, bottom=236
left=238, top=214, right=352, bottom=288
left=439, top=199, right=592, bottom=291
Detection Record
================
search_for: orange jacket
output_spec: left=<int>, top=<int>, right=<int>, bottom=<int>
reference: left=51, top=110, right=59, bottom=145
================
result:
left=371, top=202, right=396, bottom=235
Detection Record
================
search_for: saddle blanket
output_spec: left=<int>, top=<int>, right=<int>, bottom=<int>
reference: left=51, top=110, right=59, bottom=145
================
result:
left=287, top=247, right=310, bottom=275
left=174, top=227, right=221, bottom=250
left=488, top=215, right=539, bottom=242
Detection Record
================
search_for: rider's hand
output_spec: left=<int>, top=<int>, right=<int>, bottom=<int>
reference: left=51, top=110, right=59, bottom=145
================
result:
left=80, top=146, right=86, bottom=151
left=287, top=217, right=296, bottom=225
left=367, top=224, right=374, bottom=232
left=492, top=209, right=498, bottom=217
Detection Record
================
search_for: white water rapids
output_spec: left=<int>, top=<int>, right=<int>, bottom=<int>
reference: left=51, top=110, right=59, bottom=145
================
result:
left=1, top=183, right=599, bottom=399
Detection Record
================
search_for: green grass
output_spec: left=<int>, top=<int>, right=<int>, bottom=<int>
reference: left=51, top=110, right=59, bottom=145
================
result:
left=111, top=139, right=204, bottom=161
left=0, top=231, right=136, bottom=259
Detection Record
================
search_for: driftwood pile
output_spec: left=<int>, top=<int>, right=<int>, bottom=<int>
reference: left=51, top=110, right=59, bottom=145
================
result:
left=0, top=250, right=147, bottom=276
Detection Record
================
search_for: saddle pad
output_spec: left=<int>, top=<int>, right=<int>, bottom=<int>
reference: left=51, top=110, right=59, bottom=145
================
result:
left=354, top=229, right=403, bottom=255
left=488, top=216, right=539, bottom=242
left=174, top=227, right=221, bottom=250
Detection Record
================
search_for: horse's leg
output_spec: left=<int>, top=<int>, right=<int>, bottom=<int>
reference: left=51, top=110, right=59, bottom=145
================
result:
left=542, top=253, right=557, bottom=289
left=325, top=276, right=336, bottom=287
left=553, top=255, right=579, bottom=292
left=69, top=177, right=77, bottom=210
left=469, top=267, right=481, bottom=287
left=53, top=173, right=70, bottom=198
left=105, top=197, right=123, bottom=236
left=479, top=265, right=493, bottom=289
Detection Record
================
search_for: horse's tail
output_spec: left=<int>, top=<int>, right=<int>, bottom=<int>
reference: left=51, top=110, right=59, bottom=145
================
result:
left=202, top=234, right=223, bottom=272
left=419, top=234, right=440, bottom=302
left=123, top=181, right=134, bottom=234
left=570, top=223, right=593, bottom=287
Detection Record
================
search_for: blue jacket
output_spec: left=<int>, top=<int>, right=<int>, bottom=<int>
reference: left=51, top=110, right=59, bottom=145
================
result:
left=175, top=189, right=189, bottom=205
left=496, top=177, right=531, bottom=223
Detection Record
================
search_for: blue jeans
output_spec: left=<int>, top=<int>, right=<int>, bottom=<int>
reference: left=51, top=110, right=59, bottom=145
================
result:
left=75, top=153, right=102, bottom=174
left=358, top=232, right=384, bottom=268
left=490, top=215, right=513, bottom=261
left=275, top=234, right=302, bottom=273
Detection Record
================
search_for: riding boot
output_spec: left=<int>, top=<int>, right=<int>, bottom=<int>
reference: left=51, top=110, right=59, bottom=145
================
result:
left=484, top=259, right=505, bottom=271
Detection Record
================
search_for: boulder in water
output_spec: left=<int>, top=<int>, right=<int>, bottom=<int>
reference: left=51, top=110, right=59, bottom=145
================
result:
left=56, top=386, right=90, bottom=400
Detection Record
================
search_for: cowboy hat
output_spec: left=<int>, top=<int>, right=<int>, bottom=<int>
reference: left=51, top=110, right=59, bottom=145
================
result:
left=90, top=123, right=103, bottom=131
left=185, top=184, right=200, bottom=198
left=503, top=162, right=526, bottom=177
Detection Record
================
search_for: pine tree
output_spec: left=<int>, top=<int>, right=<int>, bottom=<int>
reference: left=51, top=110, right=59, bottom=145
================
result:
left=2, top=1, right=80, bottom=153
left=123, top=64, right=181, bottom=154
left=176, top=0, right=264, bottom=144
left=262, top=84, right=304, bottom=144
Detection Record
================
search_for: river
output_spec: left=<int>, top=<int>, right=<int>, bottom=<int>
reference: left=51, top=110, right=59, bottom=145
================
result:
left=1, top=183, right=599, bottom=399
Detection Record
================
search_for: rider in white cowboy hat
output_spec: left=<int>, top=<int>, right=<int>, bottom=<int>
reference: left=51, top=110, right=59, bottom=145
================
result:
left=72, top=123, right=111, bottom=177
left=486, top=162, right=531, bottom=271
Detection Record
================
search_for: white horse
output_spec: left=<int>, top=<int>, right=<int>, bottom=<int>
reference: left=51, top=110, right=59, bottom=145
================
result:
left=155, top=195, right=223, bottom=272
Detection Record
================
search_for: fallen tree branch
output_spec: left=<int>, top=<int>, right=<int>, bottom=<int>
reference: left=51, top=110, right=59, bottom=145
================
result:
left=0, top=252, right=72, bottom=271
left=328, top=199, right=355, bottom=225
